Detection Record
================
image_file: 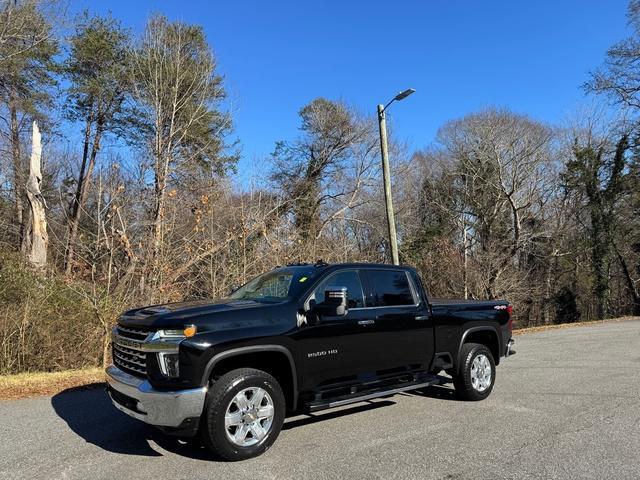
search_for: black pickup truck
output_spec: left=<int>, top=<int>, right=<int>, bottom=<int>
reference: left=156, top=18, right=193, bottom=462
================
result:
left=106, top=262, right=515, bottom=460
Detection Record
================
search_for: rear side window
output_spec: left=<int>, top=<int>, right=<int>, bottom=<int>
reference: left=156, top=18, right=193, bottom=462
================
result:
left=365, top=270, right=416, bottom=307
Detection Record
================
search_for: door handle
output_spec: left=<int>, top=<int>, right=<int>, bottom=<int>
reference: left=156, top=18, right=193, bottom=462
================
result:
left=414, top=315, right=429, bottom=321
left=358, top=319, right=375, bottom=326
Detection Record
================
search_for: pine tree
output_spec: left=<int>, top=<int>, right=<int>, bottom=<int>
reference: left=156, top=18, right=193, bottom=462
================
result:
left=63, top=12, right=131, bottom=274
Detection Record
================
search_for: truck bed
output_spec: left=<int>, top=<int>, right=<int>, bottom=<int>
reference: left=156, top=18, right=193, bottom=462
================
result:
left=430, top=298, right=508, bottom=309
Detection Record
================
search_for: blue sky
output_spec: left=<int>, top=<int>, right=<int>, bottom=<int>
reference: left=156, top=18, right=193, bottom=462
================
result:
left=73, top=0, right=630, bottom=179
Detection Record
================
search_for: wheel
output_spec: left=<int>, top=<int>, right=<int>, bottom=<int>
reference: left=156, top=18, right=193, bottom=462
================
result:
left=200, top=368, right=285, bottom=461
left=453, top=343, right=495, bottom=401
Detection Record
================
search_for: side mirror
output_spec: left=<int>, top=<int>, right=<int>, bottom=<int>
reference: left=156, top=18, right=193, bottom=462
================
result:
left=315, top=286, right=348, bottom=317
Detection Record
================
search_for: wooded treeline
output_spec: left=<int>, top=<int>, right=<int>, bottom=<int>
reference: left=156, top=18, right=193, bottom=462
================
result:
left=0, top=0, right=639, bottom=374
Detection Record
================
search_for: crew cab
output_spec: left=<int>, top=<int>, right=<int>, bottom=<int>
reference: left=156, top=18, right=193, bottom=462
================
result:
left=106, top=262, right=515, bottom=460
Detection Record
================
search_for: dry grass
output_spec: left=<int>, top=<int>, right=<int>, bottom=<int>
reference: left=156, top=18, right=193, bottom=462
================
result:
left=0, top=368, right=105, bottom=401
left=1, top=316, right=638, bottom=401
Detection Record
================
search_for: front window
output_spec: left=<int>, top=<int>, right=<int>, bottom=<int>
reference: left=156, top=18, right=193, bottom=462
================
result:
left=307, top=270, right=366, bottom=308
left=229, top=268, right=316, bottom=302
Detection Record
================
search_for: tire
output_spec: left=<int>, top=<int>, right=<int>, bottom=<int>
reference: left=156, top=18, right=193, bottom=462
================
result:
left=200, top=368, right=285, bottom=461
left=453, top=343, right=496, bottom=401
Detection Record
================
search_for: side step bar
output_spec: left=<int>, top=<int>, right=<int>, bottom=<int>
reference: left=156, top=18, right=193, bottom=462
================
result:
left=306, top=375, right=444, bottom=413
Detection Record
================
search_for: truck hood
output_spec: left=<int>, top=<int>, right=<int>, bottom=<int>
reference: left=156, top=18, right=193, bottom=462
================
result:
left=118, top=298, right=278, bottom=328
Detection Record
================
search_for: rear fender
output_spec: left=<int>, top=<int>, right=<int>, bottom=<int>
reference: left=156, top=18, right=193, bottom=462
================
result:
left=457, top=326, right=502, bottom=372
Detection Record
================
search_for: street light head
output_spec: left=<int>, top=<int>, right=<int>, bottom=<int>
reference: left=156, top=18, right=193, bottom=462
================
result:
left=394, top=88, right=416, bottom=101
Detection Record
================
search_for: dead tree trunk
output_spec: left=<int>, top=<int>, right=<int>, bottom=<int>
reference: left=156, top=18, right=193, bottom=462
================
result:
left=25, top=121, right=47, bottom=270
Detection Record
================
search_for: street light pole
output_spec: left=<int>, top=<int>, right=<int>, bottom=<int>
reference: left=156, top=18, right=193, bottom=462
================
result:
left=377, top=104, right=399, bottom=265
left=377, top=88, right=415, bottom=266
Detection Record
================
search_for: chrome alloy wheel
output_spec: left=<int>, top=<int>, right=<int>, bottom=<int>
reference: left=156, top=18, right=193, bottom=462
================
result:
left=470, top=354, right=492, bottom=392
left=225, top=387, right=275, bottom=447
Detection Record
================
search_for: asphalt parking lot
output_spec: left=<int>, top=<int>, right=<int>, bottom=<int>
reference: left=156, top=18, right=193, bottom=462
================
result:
left=1, top=319, right=639, bottom=480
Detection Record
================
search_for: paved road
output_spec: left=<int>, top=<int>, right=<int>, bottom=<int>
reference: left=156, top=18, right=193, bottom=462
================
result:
left=1, top=320, right=639, bottom=480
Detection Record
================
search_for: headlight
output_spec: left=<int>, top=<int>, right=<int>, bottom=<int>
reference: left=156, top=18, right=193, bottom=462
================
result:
left=158, top=324, right=197, bottom=338
left=157, top=329, right=185, bottom=338
left=154, top=325, right=197, bottom=378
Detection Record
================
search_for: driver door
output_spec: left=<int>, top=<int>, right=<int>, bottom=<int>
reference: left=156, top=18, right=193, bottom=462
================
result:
left=292, top=269, right=378, bottom=391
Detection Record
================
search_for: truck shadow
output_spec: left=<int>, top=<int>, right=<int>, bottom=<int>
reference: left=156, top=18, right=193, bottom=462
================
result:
left=51, top=384, right=454, bottom=460
left=51, top=385, right=162, bottom=457
left=50, top=386, right=396, bottom=460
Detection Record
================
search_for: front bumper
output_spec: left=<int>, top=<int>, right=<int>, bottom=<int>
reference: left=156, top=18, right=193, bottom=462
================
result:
left=105, top=365, right=207, bottom=428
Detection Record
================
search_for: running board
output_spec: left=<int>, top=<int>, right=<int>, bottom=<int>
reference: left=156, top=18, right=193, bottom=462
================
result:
left=306, top=375, right=443, bottom=413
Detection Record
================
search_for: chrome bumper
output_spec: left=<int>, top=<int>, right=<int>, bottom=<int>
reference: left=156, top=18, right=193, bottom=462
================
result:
left=105, top=365, right=207, bottom=428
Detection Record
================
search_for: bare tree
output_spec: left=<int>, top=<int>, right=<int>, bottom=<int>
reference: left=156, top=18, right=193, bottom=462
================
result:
left=587, top=1, right=640, bottom=113
left=436, top=109, right=555, bottom=298
left=271, top=98, right=379, bottom=249
left=128, top=14, right=236, bottom=299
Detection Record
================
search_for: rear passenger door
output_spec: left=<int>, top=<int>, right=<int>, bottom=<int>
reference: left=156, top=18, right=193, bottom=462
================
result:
left=359, top=269, right=434, bottom=375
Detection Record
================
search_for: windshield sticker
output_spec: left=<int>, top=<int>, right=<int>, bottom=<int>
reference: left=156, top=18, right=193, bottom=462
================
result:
left=299, top=276, right=308, bottom=283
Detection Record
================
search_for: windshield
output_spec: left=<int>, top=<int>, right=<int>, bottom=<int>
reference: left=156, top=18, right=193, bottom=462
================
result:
left=229, top=267, right=318, bottom=302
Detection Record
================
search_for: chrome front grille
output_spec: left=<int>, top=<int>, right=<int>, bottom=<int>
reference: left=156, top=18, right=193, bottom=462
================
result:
left=113, top=343, right=146, bottom=375
left=115, top=325, right=150, bottom=341
left=112, top=324, right=154, bottom=377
